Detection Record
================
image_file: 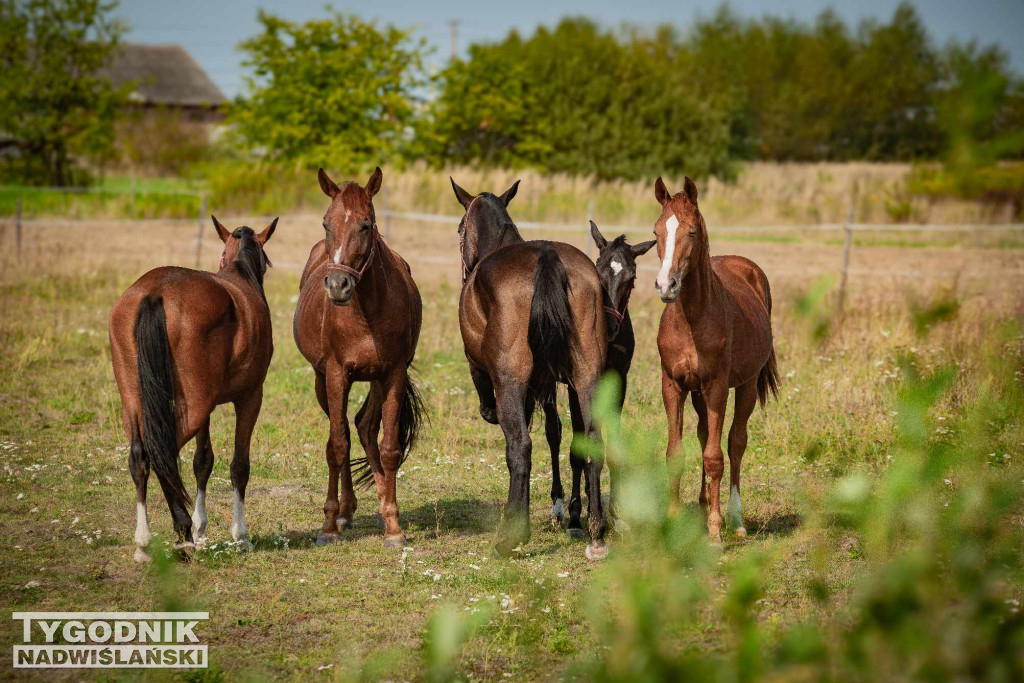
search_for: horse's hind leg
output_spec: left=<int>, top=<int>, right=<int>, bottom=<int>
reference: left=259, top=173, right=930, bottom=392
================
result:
left=566, top=388, right=586, bottom=539
left=191, top=418, right=214, bottom=548
left=691, top=391, right=710, bottom=518
left=230, top=389, right=262, bottom=551
left=726, top=380, right=758, bottom=537
left=494, top=377, right=532, bottom=555
left=574, top=378, right=608, bottom=561
left=542, top=392, right=565, bottom=526
left=128, top=423, right=151, bottom=563
left=352, top=383, right=388, bottom=528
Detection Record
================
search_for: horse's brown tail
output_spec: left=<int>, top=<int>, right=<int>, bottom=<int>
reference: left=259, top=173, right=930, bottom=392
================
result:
left=134, top=297, right=192, bottom=515
left=352, top=373, right=426, bottom=490
left=528, top=248, right=576, bottom=385
left=757, top=347, right=780, bottom=409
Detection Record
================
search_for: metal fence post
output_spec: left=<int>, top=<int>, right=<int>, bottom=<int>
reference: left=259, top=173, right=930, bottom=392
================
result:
left=195, top=192, right=207, bottom=269
left=16, top=198, right=22, bottom=256
left=838, top=184, right=857, bottom=313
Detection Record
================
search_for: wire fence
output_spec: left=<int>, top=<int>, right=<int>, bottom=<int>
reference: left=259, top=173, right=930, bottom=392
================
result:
left=2, top=186, right=1022, bottom=291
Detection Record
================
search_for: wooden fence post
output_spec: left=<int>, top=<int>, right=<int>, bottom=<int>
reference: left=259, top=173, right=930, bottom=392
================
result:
left=16, top=198, right=22, bottom=256
left=195, top=192, right=207, bottom=269
left=838, top=184, right=857, bottom=313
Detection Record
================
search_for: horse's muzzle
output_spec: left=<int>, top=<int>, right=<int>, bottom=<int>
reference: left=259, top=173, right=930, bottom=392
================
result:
left=657, top=276, right=681, bottom=303
left=324, top=272, right=354, bottom=306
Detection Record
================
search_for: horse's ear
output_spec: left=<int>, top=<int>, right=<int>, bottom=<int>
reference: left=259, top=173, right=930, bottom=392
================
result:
left=365, top=166, right=383, bottom=198
left=499, top=179, right=520, bottom=207
left=318, top=167, right=340, bottom=198
left=683, top=176, right=699, bottom=203
left=631, top=239, right=657, bottom=257
left=450, top=177, right=474, bottom=209
left=654, top=176, right=671, bottom=206
left=257, top=217, right=278, bottom=246
left=589, top=220, right=607, bottom=249
left=212, top=215, right=230, bottom=243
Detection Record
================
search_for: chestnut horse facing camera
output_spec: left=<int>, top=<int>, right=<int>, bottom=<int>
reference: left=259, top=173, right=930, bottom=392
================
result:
left=652, top=176, right=779, bottom=543
left=109, top=216, right=277, bottom=562
left=293, top=167, right=424, bottom=548
left=451, top=178, right=609, bottom=559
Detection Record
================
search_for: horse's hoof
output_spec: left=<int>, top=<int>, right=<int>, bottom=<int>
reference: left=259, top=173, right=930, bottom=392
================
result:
left=383, top=534, right=408, bottom=549
left=480, top=405, right=499, bottom=425
left=337, top=517, right=352, bottom=531
left=193, top=536, right=209, bottom=550
left=566, top=527, right=585, bottom=541
left=734, top=526, right=747, bottom=538
left=707, top=532, right=723, bottom=547
left=585, top=542, right=609, bottom=561
left=133, top=548, right=152, bottom=564
left=234, top=538, right=254, bottom=552
left=316, top=532, right=339, bottom=546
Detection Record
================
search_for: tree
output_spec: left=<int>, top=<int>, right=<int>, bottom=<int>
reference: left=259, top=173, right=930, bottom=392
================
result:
left=0, top=0, right=125, bottom=186
left=230, top=10, right=427, bottom=169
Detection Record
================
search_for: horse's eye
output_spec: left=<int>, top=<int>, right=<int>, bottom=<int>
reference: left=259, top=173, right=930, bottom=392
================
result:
left=689, top=230, right=697, bottom=236
left=361, top=221, right=372, bottom=231
left=322, top=222, right=328, bottom=231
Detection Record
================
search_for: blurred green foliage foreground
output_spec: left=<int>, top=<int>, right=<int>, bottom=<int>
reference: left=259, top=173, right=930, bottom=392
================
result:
left=425, top=293, right=1024, bottom=682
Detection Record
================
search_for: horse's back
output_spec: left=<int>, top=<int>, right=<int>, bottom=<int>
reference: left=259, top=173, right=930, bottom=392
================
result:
left=461, top=240, right=604, bottom=379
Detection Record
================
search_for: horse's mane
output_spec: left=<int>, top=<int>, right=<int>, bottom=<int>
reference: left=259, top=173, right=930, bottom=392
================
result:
left=229, top=226, right=268, bottom=297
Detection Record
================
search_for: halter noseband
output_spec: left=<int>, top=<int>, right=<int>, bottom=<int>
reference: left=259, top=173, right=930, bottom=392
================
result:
left=326, top=231, right=378, bottom=282
left=603, top=305, right=625, bottom=324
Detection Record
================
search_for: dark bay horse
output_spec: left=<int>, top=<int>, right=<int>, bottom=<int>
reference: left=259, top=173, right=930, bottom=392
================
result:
left=451, top=178, right=609, bottom=559
left=109, top=216, right=277, bottom=561
left=652, top=176, right=779, bottom=543
left=293, top=167, right=424, bottom=547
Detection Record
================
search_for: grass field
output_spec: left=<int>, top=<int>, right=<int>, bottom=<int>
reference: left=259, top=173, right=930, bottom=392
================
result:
left=1, top=213, right=1023, bottom=680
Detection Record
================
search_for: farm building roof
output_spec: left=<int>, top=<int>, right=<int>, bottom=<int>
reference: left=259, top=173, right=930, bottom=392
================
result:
left=103, top=43, right=226, bottom=108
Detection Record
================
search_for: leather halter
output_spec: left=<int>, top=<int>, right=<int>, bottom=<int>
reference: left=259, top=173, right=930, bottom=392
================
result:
left=326, top=231, right=378, bottom=282
left=603, top=305, right=625, bottom=324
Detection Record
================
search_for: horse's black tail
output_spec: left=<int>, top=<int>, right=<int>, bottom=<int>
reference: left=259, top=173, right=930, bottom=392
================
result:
left=134, top=296, right=192, bottom=512
left=352, top=373, right=427, bottom=490
left=757, top=347, right=780, bottom=408
left=528, top=248, right=577, bottom=385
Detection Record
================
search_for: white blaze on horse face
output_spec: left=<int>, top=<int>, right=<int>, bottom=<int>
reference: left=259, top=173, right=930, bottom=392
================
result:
left=610, top=259, right=623, bottom=275
left=333, top=246, right=343, bottom=265
left=231, top=489, right=248, bottom=542
left=656, top=215, right=679, bottom=294
left=134, top=501, right=150, bottom=548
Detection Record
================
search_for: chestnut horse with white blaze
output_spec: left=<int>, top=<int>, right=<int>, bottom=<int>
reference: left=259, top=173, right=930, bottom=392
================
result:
left=109, top=216, right=277, bottom=561
left=652, top=177, right=779, bottom=543
left=293, top=167, right=424, bottom=547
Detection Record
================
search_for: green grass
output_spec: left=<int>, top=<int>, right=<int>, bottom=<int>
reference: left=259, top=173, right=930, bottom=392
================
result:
left=0, top=257, right=1021, bottom=679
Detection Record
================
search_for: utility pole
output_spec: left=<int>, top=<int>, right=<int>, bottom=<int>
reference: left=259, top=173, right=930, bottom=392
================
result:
left=448, top=20, right=459, bottom=61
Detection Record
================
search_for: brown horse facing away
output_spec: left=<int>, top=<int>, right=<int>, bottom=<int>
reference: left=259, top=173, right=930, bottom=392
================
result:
left=109, top=217, right=277, bottom=562
left=652, top=177, right=779, bottom=543
left=451, top=178, right=609, bottom=559
left=293, top=167, right=424, bottom=548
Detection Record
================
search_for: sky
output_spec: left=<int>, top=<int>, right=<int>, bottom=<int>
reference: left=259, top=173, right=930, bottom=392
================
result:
left=117, top=0, right=1024, bottom=99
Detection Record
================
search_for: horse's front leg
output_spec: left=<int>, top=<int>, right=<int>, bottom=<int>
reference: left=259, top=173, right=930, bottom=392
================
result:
left=319, top=362, right=351, bottom=545
left=375, top=369, right=409, bottom=547
left=231, top=388, right=263, bottom=551
left=662, top=371, right=688, bottom=515
left=469, top=363, right=498, bottom=425
left=542, top=394, right=565, bottom=526
left=699, top=380, right=730, bottom=544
